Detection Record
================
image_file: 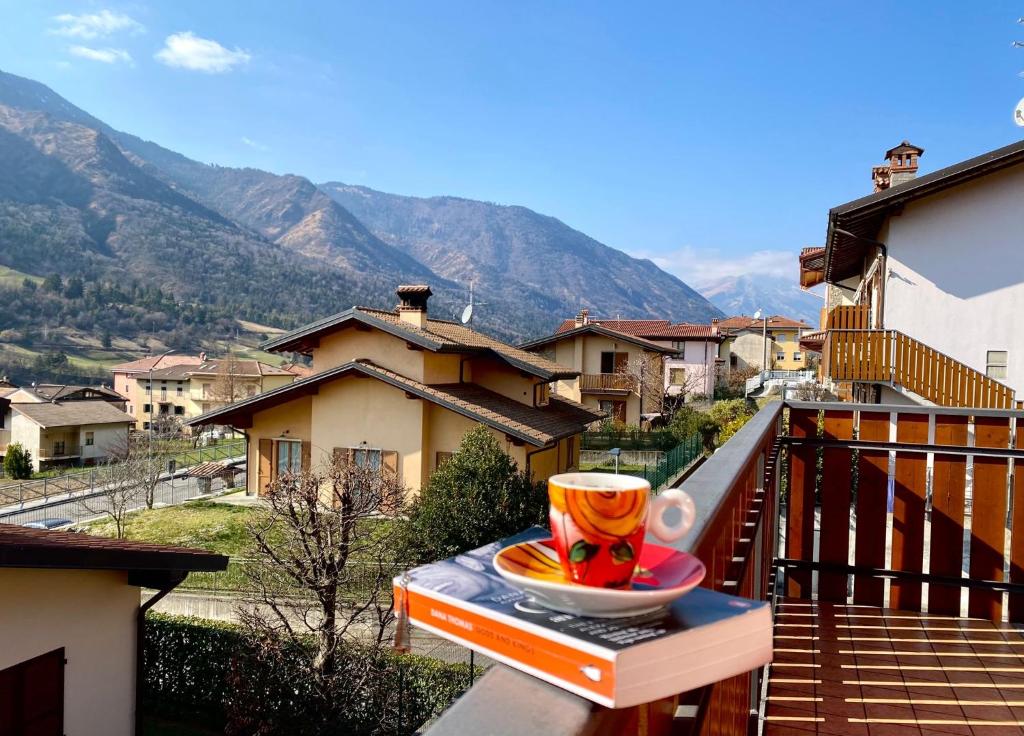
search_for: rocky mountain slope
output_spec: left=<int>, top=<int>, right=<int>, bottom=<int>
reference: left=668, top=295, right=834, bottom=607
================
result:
left=699, top=273, right=821, bottom=325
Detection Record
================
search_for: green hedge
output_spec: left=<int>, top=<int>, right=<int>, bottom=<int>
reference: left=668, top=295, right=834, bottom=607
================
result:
left=142, top=613, right=478, bottom=735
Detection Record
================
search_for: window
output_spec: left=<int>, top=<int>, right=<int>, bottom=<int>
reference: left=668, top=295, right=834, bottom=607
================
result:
left=174, top=406, right=185, bottom=416
left=776, top=352, right=785, bottom=361
left=598, top=399, right=627, bottom=423
left=353, top=447, right=382, bottom=470
left=669, top=367, right=687, bottom=385
left=987, top=350, right=1008, bottom=379
left=730, top=354, right=738, bottom=368
left=143, top=403, right=151, bottom=413
left=793, top=352, right=803, bottom=361
left=672, top=341, right=687, bottom=358
left=535, top=382, right=550, bottom=407
left=276, top=440, right=303, bottom=477
left=202, top=382, right=212, bottom=398
left=142, top=421, right=150, bottom=430
left=53, top=440, right=65, bottom=456
left=84, top=431, right=94, bottom=446
left=776, top=333, right=788, bottom=343
left=600, top=351, right=628, bottom=374
left=176, top=385, right=183, bottom=396
left=159, top=404, right=170, bottom=415
left=436, top=451, right=454, bottom=469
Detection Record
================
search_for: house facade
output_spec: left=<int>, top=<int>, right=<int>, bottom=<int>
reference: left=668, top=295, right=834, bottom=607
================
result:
left=188, top=286, right=601, bottom=494
left=113, top=356, right=296, bottom=429
left=0, top=525, right=225, bottom=736
left=717, top=315, right=813, bottom=374
left=520, top=311, right=722, bottom=424
left=800, top=139, right=1024, bottom=407
left=4, top=400, right=133, bottom=471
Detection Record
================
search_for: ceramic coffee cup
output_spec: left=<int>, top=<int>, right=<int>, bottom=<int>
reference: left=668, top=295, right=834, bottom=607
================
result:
left=547, top=472, right=696, bottom=589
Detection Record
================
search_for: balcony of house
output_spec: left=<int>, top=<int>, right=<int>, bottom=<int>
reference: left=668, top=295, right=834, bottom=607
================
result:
left=807, top=304, right=1018, bottom=409
left=423, top=399, right=1024, bottom=736
left=579, top=373, right=634, bottom=394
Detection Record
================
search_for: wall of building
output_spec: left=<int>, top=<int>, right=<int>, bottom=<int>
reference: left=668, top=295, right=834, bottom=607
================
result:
left=10, top=416, right=41, bottom=469
left=79, top=422, right=130, bottom=463
left=0, top=568, right=139, bottom=736
left=881, top=165, right=1024, bottom=394
left=313, top=327, right=426, bottom=380
left=245, top=396, right=313, bottom=494
left=664, top=340, right=718, bottom=396
left=465, top=357, right=540, bottom=405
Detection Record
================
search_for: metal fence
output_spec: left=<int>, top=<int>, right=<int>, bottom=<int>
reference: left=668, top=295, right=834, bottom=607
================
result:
left=580, top=429, right=677, bottom=451
left=0, top=439, right=245, bottom=508
left=634, top=433, right=703, bottom=490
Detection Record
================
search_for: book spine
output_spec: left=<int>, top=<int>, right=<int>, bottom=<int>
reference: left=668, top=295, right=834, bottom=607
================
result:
left=399, top=584, right=618, bottom=704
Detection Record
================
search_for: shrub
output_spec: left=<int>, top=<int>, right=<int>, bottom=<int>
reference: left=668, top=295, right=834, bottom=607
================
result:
left=401, top=426, right=546, bottom=564
left=3, top=442, right=33, bottom=479
left=143, top=613, right=476, bottom=736
left=707, top=398, right=756, bottom=428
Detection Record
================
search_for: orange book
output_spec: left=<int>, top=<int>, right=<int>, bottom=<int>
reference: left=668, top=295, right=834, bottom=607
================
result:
left=394, top=528, right=771, bottom=708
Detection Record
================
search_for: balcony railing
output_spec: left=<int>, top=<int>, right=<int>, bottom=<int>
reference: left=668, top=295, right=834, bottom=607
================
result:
left=823, top=329, right=1016, bottom=408
left=421, top=398, right=1024, bottom=734
left=579, top=373, right=634, bottom=392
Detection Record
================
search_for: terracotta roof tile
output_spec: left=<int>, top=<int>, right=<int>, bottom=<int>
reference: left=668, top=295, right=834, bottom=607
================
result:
left=13, top=401, right=134, bottom=428
left=110, top=355, right=204, bottom=373
left=718, top=315, right=812, bottom=331
left=551, top=318, right=719, bottom=340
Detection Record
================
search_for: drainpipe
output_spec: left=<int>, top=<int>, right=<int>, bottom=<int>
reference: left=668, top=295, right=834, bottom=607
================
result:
left=525, top=443, right=557, bottom=480
left=134, top=570, right=187, bottom=736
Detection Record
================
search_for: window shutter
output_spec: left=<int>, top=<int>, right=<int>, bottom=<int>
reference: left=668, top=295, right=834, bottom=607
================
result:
left=382, top=450, right=399, bottom=478
left=435, top=451, right=453, bottom=470
left=258, top=439, right=273, bottom=493
left=301, top=440, right=312, bottom=472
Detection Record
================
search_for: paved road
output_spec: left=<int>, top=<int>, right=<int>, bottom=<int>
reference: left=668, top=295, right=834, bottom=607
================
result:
left=0, top=470, right=245, bottom=526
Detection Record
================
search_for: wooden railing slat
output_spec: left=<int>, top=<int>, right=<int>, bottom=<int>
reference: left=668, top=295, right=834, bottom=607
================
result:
left=786, top=408, right=818, bottom=599
left=969, top=416, right=1011, bottom=621
left=928, top=414, right=969, bottom=615
left=819, top=410, right=855, bottom=601
left=1010, top=420, right=1024, bottom=622
left=890, top=412, right=929, bottom=611
left=853, top=411, right=890, bottom=606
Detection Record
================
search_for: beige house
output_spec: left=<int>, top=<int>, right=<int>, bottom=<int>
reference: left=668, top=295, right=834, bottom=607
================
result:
left=717, top=315, right=813, bottom=374
left=113, top=356, right=296, bottom=429
left=0, top=524, right=226, bottom=736
left=188, top=286, right=601, bottom=494
left=3, top=400, right=133, bottom=471
left=111, top=354, right=205, bottom=420
left=520, top=318, right=677, bottom=426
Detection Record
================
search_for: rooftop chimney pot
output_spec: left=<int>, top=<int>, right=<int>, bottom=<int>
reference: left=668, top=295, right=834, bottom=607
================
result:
left=873, top=140, right=924, bottom=191
left=396, top=284, right=432, bottom=328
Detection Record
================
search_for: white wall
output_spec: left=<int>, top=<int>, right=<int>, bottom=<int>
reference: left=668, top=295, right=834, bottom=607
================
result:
left=10, top=414, right=42, bottom=469
left=882, top=164, right=1024, bottom=394
left=664, top=340, right=718, bottom=396
left=80, top=422, right=130, bottom=462
left=0, top=568, right=139, bottom=736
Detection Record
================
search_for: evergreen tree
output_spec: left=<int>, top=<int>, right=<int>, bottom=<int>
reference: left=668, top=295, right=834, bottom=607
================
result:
left=42, top=273, right=63, bottom=294
left=3, top=443, right=33, bottom=480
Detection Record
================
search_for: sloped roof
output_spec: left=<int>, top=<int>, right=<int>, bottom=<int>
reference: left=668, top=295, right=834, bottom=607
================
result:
left=188, top=359, right=603, bottom=447
left=110, top=355, right=204, bottom=374
left=717, top=315, right=811, bottom=332
left=520, top=323, right=680, bottom=353
left=0, top=524, right=227, bottom=573
left=28, top=384, right=125, bottom=402
left=148, top=359, right=294, bottom=380
left=261, top=307, right=577, bottom=381
left=552, top=318, right=720, bottom=341
left=13, top=401, right=133, bottom=429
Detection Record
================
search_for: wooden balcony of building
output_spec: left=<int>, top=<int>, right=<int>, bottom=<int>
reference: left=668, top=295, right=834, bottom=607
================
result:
left=579, top=372, right=634, bottom=393
left=423, top=400, right=1024, bottom=736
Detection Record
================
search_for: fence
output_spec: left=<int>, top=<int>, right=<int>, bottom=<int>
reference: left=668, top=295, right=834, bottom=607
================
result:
left=580, top=429, right=677, bottom=451
left=0, top=439, right=245, bottom=508
left=635, top=433, right=702, bottom=490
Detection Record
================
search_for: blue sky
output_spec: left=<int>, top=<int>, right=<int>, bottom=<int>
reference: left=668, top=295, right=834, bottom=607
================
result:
left=1, top=2, right=1023, bottom=286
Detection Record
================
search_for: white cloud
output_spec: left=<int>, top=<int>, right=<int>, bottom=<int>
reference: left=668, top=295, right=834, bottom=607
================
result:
left=69, top=45, right=133, bottom=64
left=51, top=10, right=143, bottom=39
left=240, top=136, right=269, bottom=152
left=155, top=32, right=251, bottom=73
left=630, top=245, right=799, bottom=288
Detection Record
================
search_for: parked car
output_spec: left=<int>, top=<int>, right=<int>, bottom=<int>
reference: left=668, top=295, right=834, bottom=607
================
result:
left=23, top=518, right=73, bottom=530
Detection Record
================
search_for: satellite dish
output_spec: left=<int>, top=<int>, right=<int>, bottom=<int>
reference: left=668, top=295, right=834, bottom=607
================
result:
left=753, top=309, right=763, bottom=320
left=461, top=304, right=474, bottom=324
left=1015, top=97, right=1024, bottom=128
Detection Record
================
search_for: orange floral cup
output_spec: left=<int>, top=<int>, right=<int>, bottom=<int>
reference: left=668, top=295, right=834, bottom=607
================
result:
left=548, top=472, right=696, bottom=589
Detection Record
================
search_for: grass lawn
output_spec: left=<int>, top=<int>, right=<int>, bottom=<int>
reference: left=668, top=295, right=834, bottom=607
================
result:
left=86, top=499, right=257, bottom=555
left=578, top=462, right=646, bottom=475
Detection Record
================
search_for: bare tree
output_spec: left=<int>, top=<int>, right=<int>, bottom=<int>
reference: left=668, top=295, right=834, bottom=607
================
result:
left=726, top=363, right=761, bottom=396
left=616, top=352, right=667, bottom=417
left=83, top=450, right=148, bottom=539
left=209, top=353, right=248, bottom=408
left=240, top=456, right=407, bottom=680
left=664, top=363, right=712, bottom=405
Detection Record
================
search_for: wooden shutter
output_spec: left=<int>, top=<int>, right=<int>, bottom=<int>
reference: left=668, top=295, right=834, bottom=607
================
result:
left=333, top=447, right=356, bottom=468
left=435, top=451, right=453, bottom=470
left=258, top=439, right=273, bottom=494
left=301, top=441, right=312, bottom=472
left=382, top=450, right=399, bottom=478
left=0, top=648, right=64, bottom=736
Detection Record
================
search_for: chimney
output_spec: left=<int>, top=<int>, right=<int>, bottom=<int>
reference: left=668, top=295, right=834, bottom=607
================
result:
left=872, top=140, right=923, bottom=192
left=396, top=284, right=432, bottom=328
left=575, top=308, right=590, bottom=328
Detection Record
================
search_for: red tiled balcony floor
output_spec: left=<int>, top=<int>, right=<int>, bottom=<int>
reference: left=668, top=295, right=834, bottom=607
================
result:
left=764, top=599, right=1024, bottom=736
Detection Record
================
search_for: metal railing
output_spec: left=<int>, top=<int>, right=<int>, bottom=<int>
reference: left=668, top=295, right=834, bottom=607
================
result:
left=823, top=329, right=1016, bottom=408
left=635, top=433, right=702, bottom=490
left=579, top=373, right=633, bottom=392
left=0, top=439, right=246, bottom=508
left=580, top=429, right=677, bottom=451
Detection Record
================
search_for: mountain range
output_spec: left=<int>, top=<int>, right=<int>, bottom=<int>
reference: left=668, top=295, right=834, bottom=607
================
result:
left=0, top=68, right=732, bottom=368
left=698, top=274, right=821, bottom=326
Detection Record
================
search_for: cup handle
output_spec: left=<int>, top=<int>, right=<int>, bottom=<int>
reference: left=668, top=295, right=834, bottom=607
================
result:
left=648, top=488, right=696, bottom=543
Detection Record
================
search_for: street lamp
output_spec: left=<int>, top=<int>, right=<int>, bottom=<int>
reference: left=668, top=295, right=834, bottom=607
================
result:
left=147, top=349, right=176, bottom=485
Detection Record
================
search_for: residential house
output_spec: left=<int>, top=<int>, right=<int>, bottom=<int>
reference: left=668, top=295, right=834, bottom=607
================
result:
left=518, top=311, right=693, bottom=425
left=187, top=285, right=601, bottom=495
left=0, top=378, right=16, bottom=454
left=113, top=356, right=297, bottom=429
left=717, top=315, right=813, bottom=375
left=3, top=400, right=133, bottom=471
left=800, top=138, right=1024, bottom=407
left=5, top=383, right=127, bottom=410
left=0, top=525, right=225, bottom=736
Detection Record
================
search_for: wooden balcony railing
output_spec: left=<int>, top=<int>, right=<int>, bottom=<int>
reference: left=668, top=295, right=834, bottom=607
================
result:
left=579, top=372, right=634, bottom=392
left=824, top=303, right=870, bottom=330
left=823, top=329, right=1016, bottom=409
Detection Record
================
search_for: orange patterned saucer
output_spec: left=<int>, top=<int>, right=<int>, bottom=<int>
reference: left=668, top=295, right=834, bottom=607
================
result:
left=493, top=537, right=705, bottom=618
